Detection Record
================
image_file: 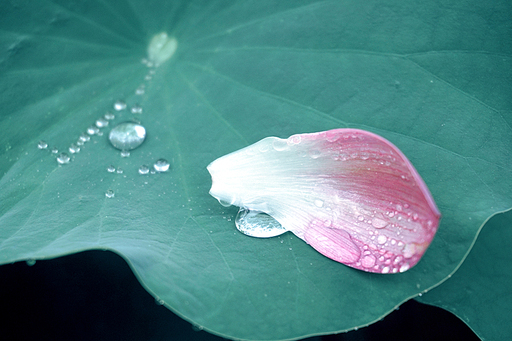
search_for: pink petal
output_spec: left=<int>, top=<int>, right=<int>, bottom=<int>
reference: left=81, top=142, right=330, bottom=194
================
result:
left=207, top=129, right=441, bottom=273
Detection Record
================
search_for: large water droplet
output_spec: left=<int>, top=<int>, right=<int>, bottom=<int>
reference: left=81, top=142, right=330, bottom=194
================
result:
left=235, top=209, right=287, bottom=238
left=105, top=189, right=115, bottom=198
left=56, top=152, right=70, bottom=164
left=153, top=159, right=170, bottom=172
left=138, top=165, right=150, bottom=174
left=113, top=100, right=127, bottom=111
left=37, top=140, right=48, bottom=149
left=109, top=122, right=146, bottom=151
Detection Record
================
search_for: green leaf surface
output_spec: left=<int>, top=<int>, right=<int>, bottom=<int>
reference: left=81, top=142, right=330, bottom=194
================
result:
left=0, top=0, right=510, bottom=340
left=417, top=209, right=512, bottom=341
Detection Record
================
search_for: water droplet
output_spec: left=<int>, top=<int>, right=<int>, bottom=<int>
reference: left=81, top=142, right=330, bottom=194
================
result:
left=113, top=100, right=127, bottom=111
left=153, top=159, right=170, bottom=172
left=314, top=199, right=324, bottom=208
left=87, top=125, right=100, bottom=135
left=377, top=235, right=387, bottom=244
left=138, top=165, right=150, bottom=174
left=155, top=298, right=164, bottom=305
left=135, top=86, right=145, bottom=95
left=26, top=259, right=36, bottom=266
left=371, top=217, right=388, bottom=229
left=235, top=209, right=287, bottom=238
left=120, top=150, right=130, bottom=157
left=109, top=122, right=146, bottom=151
left=144, top=74, right=152, bottom=81
left=272, top=139, right=288, bottom=151
left=76, top=140, right=84, bottom=146
left=131, top=104, right=143, bottom=114
left=116, top=168, right=123, bottom=174
left=309, top=149, right=322, bottom=159
left=79, top=133, right=91, bottom=142
left=357, top=215, right=365, bottom=221
left=107, top=165, right=116, bottom=173
left=104, top=112, right=115, bottom=120
left=37, top=140, right=48, bottom=149
left=68, top=144, right=80, bottom=154
left=56, top=152, right=70, bottom=164
left=381, top=266, right=390, bottom=274
left=51, top=147, right=59, bottom=154
left=95, top=117, right=109, bottom=128
left=361, top=255, right=376, bottom=268
left=105, top=189, right=115, bottom=198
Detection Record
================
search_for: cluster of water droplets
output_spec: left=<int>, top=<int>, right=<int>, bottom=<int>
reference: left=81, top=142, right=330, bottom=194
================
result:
left=37, top=34, right=175, bottom=200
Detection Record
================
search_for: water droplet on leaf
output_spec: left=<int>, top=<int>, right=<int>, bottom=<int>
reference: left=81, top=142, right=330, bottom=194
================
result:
left=107, top=165, right=116, bottom=173
left=153, top=159, right=170, bottom=172
left=105, top=189, right=115, bottom=198
left=56, top=152, right=70, bottom=164
left=95, top=117, right=109, bottom=128
left=113, top=100, right=127, bottom=111
left=109, top=122, right=146, bottom=151
left=235, top=209, right=287, bottom=238
left=37, top=141, right=48, bottom=149
left=68, top=144, right=80, bottom=154
left=138, top=165, right=149, bottom=174
left=131, top=105, right=143, bottom=114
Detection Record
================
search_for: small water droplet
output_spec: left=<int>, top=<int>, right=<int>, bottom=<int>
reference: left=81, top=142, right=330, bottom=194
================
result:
left=377, top=235, right=387, bottom=244
left=153, top=159, right=170, bottom=172
left=105, top=189, right=115, bottom=198
left=144, top=74, right=152, bottom=81
left=309, top=149, right=322, bottom=159
left=357, top=215, right=365, bottom=221
left=107, top=165, right=116, bottom=173
left=120, top=150, right=130, bottom=157
left=155, top=298, right=164, bottom=305
left=56, top=152, right=70, bottom=164
left=138, top=165, right=150, bottom=174
left=109, top=122, right=146, bottom=151
left=314, top=199, right=324, bottom=208
left=113, top=100, right=127, bottom=111
left=272, top=139, right=288, bottom=151
left=87, top=125, right=100, bottom=135
left=116, top=168, right=123, bottom=174
left=371, top=217, right=388, bottom=229
left=104, top=112, right=115, bottom=120
left=361, top=255, right=376, bottom=268
left=95, top=117, right=109, bottom=128
left=79, top=133, right=91, bottom=142
left=37, top=140, right=48, bottom=149
left=381, top=266, right=390, bottom=274
left=26, top=259, right=36, bottom=266
left=135, top=86, right=145, bottom=95
left=76, top=140, right=84, bottom=146
left=69, top=144, right=80, bottom=154
left=131, top=104, right=143, bottom=114
left=235, top=209, right=287, bottom=238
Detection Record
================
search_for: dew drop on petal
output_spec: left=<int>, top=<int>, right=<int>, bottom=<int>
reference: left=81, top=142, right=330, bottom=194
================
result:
left=109, top=122, right=146, bottom=151
left=56, top=152, right=70, bottom=164
left=153, top=159, right=170, bottom=172
left=37, top=140, right=48, bottom=149
left=361, top=255, right=376, bottom=268
left=105, top=189, right=115, bottom=198
left=113, top=100, right=127, bottom=111
left=314, top=199, right=324, bottom=208
left=235, top=209, right=287, bottom=238
left=371, top=217, right=388, bottom=229
left=377, top=235, right=387, bottom=245
left=138, top=165, right=150, bottom=174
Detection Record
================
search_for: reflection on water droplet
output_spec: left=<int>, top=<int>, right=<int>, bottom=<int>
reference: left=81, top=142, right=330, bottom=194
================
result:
left=56, top=152, right=70, bottom=164
left=104, top=112, right=115, bottom=120
left=138, top=165, right=149, bottom=174
left=131, top=105, right=143, bottom=114
left=69, top=144, right=80, bottom=154
left=235, top=209, right=287, bottom=238
left=87, top=126, right=99, bottom=135
left=107, top=165, right=116, bottom=173
left=120, top=150, right=130, bottom=157
left=109, top=122, right=146, bottom=151
left=153, top=159, right=170, bottom=172
left=105, top=189, right=115, bottom=198
left=37, top=140, right=48, bottom=149
left=113, top=100, right=127, bottom=111
left=95, top=117, right=109, bottom=128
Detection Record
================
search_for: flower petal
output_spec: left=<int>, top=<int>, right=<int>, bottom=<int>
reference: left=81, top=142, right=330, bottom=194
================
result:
left=207, top=129, right=441, bottom=273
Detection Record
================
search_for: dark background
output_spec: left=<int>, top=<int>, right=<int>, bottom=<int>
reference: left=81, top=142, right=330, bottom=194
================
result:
left=0, top=250, right=480, bottom=341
